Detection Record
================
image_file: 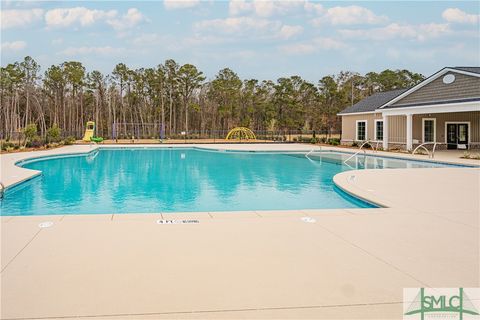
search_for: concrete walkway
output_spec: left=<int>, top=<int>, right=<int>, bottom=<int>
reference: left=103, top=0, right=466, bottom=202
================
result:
left=1, top=144, right=479, bottom=319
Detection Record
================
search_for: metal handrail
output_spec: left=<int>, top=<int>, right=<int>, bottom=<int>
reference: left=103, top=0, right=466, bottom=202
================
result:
left=305, top=147, right=321, bottom=160
left=343, top=140, right=376, bottom=164
left=0, top=182, right=5, bottom=200
left=86, top=149, right=99, bottom=161
left=305, top=148, right=323, bottom=166
left=431, top=142, right=439, bottom=158
left=412, top=142, right=439, bottom=159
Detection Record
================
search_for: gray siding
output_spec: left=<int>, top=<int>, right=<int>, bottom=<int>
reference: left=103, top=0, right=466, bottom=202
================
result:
left=391, top=72, right=480, bottom=107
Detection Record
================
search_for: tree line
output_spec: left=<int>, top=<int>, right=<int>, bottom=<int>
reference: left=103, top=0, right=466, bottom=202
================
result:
left=1, top=56, right=425, bottom=140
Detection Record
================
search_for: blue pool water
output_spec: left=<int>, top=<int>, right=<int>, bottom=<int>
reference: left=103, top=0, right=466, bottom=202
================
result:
left=0, top=148, right=461, bottom=216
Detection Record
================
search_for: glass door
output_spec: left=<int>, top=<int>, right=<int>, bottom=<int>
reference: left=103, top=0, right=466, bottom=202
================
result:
left=446, top=123, right=469, bottom=150
left=458, top=124, right=468, bottom=148
left=446, top=124, right=457, bottom=149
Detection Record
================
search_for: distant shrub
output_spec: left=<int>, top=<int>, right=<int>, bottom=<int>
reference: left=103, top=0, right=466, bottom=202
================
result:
left=296, top=136, right=314, bottom=143
left=23, top=123, right=37, bottom=142
left=47, top=125, right=61, bottom=142
left=328, top=138, right=340, bottom=146
left=1, top=141, right=16, bottom=151
left=63, top=136, right=76, bottom=145
left=27, top=136, right=44, bottom=148
left=351, top=141, right=359, bottom=147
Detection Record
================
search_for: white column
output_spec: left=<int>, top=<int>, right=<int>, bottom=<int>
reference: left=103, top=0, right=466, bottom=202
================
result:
left=382, top=114, right=389, bottom=150
left=406, top=113, right=413, bottom=151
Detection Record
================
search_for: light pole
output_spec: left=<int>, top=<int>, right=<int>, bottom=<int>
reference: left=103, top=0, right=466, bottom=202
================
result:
left=351, top=78, right=354, bottom=107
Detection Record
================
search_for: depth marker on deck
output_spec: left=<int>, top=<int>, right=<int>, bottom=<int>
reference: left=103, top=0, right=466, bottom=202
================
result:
left=38, top=221, right=54, bottom=228
left=156, top=219, right=199, bottom=225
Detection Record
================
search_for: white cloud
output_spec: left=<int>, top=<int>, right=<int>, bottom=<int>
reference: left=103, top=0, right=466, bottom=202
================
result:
left=418, top=23, right=451, bottom=40
left=195, top=16, right=302, bottom=40
left=1, top=40, right=27, bottom=51
left=44, top=7, right=144, bottom=30
left=195, top=16, right=281, bottom=34
left=229, top=0, right=252, bottom=15
left=311, top=5, right=387, bottom=26
left=304, top=1, right=323, bottom=15
left=229, top=0, right=305, bottom=17
left=194, top=16, right=304, bottom=43
left=164, top=0, right=200, bottom=10
left=45, top=7, right=117, bottom=28
left=107, top=8, right=145, bottom=30
left=442, top=8, right=479, bottom=24
left=280, top=37, right=346, bottom=55
left=277, top=25, right=303, bottom=39
left=339, top=23, right=451, bottom=41
left=59, top=46, right=125, bottom=56
left=0, top=8, right=43, bottom=29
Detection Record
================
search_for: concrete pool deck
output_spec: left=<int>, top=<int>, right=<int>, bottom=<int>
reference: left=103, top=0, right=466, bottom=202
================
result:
left=1, top=144, right=479, bottom=319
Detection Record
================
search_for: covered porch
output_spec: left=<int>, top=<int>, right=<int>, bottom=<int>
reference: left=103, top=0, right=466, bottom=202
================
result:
left=381, top=102, right=479, bottom=151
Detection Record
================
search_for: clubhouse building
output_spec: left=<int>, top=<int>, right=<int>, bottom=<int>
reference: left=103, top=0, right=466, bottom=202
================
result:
left=338, top=67, right=480, bottom=150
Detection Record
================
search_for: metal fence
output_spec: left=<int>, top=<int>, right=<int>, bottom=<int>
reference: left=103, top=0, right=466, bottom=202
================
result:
left=109, top=129, right=341, bottom=143
left=1, top=129, right=342, bottom=145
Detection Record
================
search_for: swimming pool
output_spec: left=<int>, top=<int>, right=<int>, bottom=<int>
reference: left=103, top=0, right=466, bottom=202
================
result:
left=0, top=148, right=464, bottom=216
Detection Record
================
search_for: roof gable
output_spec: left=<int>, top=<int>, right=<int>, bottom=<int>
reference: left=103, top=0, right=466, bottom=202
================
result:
left=379, top=67, right=480, bottom=109
left=386, top=71, right=480, bottom=108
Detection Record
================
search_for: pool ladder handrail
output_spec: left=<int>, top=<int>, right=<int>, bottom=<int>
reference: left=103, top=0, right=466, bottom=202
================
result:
left=343, top=140, right=377, bottom=164
left=305, top=147, right=321, bottom=158
left=412, top=142, right=440, bottom=159
left=87, top=149, right=100, bottom=160
left=305, top=148, right=322, bottom=165
left=0, top=181, right=5, bottom=200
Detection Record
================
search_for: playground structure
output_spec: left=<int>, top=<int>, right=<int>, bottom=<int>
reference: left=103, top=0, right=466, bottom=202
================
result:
left=82, top=121, right=95, bottom=141
left=225, top=127, right=256, bottom=140
left=83, top=121, right=104, bottom=143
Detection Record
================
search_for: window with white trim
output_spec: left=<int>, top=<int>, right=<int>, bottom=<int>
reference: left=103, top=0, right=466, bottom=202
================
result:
left=356, top=121, right=367, bottom=141
left=423, top=119, right=436, bottom=143
left=375, top=120, right=383, bottom=141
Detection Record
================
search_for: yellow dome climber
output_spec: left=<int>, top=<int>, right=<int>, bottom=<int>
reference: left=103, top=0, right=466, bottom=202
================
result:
left=225, top=127, right=256, bottom=140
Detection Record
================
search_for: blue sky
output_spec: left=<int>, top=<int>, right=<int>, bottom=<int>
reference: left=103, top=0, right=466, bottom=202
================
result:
left=1, top=0, right=479, bottom=81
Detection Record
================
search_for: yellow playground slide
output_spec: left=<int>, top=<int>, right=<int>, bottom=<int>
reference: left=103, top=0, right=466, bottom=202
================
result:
left=83, top=121, right=95, bottom=141
left=83, top=121, right=103, bottom=142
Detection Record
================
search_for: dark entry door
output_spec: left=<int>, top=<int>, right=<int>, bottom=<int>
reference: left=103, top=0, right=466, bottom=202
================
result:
left=446, top=123, right=469, bottom=149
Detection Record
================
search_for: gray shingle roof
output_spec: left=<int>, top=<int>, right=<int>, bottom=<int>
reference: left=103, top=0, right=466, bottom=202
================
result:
left=451, top=67, right=480, bottom=74
left=338, top=88, right=408, bottom=114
